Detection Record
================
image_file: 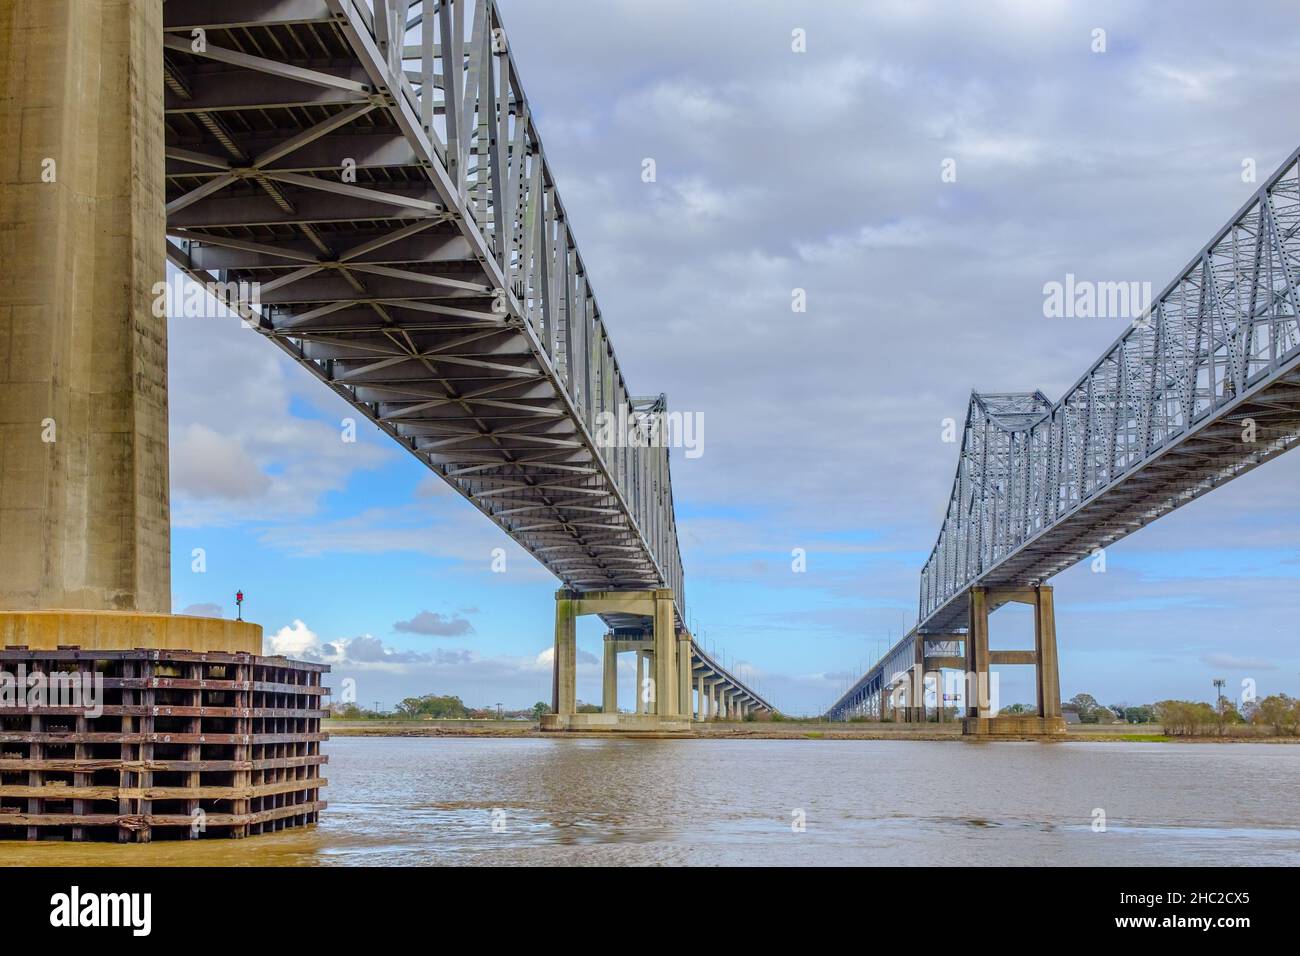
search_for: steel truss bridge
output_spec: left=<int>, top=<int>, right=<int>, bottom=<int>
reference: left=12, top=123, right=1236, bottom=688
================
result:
left=160, top=0, right=770, bottom=713
left=829, top=146, right=1300, bottom=721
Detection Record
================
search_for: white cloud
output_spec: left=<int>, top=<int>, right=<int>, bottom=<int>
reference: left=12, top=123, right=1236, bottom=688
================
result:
left=171, top=424, right=270, bottom=500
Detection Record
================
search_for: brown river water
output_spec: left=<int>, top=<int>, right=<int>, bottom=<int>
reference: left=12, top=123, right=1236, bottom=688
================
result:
left=2, top=737, right=1298, bottom=866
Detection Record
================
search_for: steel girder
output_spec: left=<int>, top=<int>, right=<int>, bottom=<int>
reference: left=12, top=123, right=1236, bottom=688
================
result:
left=829, top=147, right=1300, bottom=721
left=161, top=0, right=685, bottom=621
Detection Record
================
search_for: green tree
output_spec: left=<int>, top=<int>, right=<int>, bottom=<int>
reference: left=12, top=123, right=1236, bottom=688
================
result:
left=1067, top=693, right=1105, bottom=722
left=531, top=701, right=551, bottom=719
left=1214, top=697, right=1243, bottom=736
left=1156, top=699, right=1217, bottom=736
left=1252, top=694, right=1298, bottom=736
left=1121, top=705, right=1155, bottom=724
left=395, top=694, right=469, bottom=719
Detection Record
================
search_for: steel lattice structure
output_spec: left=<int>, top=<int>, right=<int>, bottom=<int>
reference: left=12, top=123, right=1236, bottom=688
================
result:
left=160, top=0, right=769, bottom=710
left=829, top=146, right=1300, bottom=720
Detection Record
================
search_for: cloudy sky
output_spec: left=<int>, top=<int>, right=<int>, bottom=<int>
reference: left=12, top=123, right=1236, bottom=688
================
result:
left=168, top=0, right=1300, bottom=714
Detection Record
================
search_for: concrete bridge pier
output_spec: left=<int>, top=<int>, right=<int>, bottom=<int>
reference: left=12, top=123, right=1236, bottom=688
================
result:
left=544, top=589, right=691, bottom=732
left=0, top=0, right=327, bottom=840
left=0, top=0, right=171, bottom=613
left=962, top=585, right=1066, bottom=737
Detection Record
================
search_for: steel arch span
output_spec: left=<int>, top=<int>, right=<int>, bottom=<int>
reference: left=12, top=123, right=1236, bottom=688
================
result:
left=829, top=145, right=1300, bottom=722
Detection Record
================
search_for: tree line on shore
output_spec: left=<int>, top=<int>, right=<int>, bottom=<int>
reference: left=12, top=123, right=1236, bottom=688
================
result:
left=1002, top=692, right=1300, bottom=736
left=328, top=694, right=551, bottom=721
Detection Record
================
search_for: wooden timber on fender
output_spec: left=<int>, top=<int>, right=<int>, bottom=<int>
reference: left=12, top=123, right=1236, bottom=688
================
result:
left=0, top=647, right=328, bottom=842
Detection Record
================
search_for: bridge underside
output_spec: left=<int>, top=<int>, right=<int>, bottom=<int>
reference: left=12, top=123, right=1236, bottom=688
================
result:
left=161, top=0, right=764, bottom=719
left=163, top=2, right=671, bottom=605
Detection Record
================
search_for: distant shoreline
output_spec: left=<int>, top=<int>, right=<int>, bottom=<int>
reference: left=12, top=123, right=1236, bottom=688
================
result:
left=323, top=719, right=1300, bottom=743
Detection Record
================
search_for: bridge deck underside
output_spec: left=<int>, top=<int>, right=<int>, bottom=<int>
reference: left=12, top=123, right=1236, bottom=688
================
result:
left=162, top=4, right=672, bottom=618
left=161, top=0, right=767, bottom=710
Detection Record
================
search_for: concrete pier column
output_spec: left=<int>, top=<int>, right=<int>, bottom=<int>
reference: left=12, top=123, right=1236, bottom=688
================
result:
left=907, top=636, right=925, bottom=722
left=652, top=589, right=677, bottom=717
left=677, top=634, right=692, bottom=719
left=966, top=587, right=992, bottom=718
left=695, top=675, right=705, bottom=720
left=933, top=671, right=945, bottom=722
left=0, top=0, right=171, bottom=612
left=707, top=681, right=717, bottom=719
left=553, top=590, right=577, bottom=716
left=1034, top=586, right=1061, bottom=719
left=602, top=634, right=617, bottom=714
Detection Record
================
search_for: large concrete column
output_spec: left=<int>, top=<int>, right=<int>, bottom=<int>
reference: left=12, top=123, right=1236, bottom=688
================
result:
left=652, top=589, right=677, bottom=717
left=553, top=590, right=577, bottom=716
left=706, top=681, right=717, bottom=719
left=695, top=675, right=705, bottom=720
left=1034, top=585, right=1061, bottom=719
left=0, top=0, right=171, bottom=613
left=677, top=633, right=692, bottom=719
left=907, top=635, right=925, bottom=722
left=602, top=634, right=617, bottom=714
left=966, top=587, right=992, bottom=718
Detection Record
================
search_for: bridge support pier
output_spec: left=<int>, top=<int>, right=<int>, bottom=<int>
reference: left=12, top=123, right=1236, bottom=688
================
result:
left=0, top=0, right=171, bottom=611
left=962, top=585, right=1066, bottom=737
left=543, top=589, right=690, bottom=732
left=904, top=635, right=926, bottom=722
left=677, top=632, right=693, bottom=723
left=0, top=0, right=326, bottom=840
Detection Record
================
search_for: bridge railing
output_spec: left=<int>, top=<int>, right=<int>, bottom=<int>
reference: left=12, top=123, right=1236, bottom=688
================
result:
left=920, top=148, right=1300, bottom=621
